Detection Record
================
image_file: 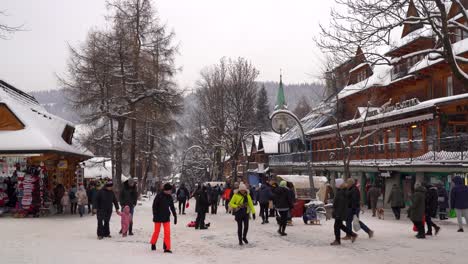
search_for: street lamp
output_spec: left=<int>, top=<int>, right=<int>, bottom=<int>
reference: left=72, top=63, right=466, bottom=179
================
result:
left=270, top=109, right=316, bottom=199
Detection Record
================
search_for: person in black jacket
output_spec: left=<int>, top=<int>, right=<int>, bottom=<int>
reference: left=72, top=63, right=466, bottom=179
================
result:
left=210, top=185, right=220, bottom=215
left=424, top=183, right=441, bottom=236
left=120, top=178, right=138, bottom=235
left=437, top=183, right=449, bottom=220
left=345, top=178, right=374, bottom=239
left=150, top=183, right=177, bottom=253
left=194, top=184, right=210, bottom=229
left=176, top=183, right=189, bottom=215
left=273, top=181, right=294, bottom=236
left=331, top=179, right=357, bottom=246
left=93, top=181, right=120, bottom=240
left=258, top=183, right=273, bottom=224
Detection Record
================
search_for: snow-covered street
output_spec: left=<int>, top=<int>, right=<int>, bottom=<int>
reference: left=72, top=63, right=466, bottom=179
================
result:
left=1, top=197, right=467, bottom=264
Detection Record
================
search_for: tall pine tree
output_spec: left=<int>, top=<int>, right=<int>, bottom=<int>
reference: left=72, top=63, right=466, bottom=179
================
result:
left=256, top=84, right=271, bottom=131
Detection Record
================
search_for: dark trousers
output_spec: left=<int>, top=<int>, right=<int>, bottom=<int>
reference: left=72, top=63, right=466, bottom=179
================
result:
left=426, top=214, right=439, bottom=234
left=56, top=203, right=63, bottom=214
left=236, top=214, right=249, bottom=242
left=225, top=201, right=230, bottom=213
left=346, top=208, right=371, bottom=234
left=412, top=220, right=425, bottom=237
left=178, top=200, right=186, bottom=214
left=392, top=207, right=401, bottom=220
left=211, top=202, right=218, bottom=214
left=196, top=212, right=206, bottom=228
left=334, top=218, right=354, bottom=242
left=278, top=210, right=288, bottom=233
left=71, top=202, right=77, bottom=214
left=439, top=208, right=447, bottom=220
left=97, top=215, right=111, bottom=237
left=260, top=202, right=269, bottom=222
left=87, top=203, right=92, bottom=214
left=78, top=205, right=85, bottom=216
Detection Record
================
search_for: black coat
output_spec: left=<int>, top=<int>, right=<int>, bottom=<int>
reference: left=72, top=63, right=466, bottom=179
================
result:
left=333, top=188, right=349, bottom=220
left=437, top=187, right=449, bottom=210
left=93, top=188, right=119, bottom=218
left=195, top=188, right=210, bottom=213
left=177, top=186, right=189, bottom=201
left=257, top=185, right=273, bottom=204
left=409, top=186, right=426, bottom=221
left=120, top=181, right=138, bottom=207
left=273, top=187, right=293, bottom=209
left=347, top=185, right=361, bottom=209
left=425, top=186, right=439, bottom=217
left=152, top=192, right=176, bottom=222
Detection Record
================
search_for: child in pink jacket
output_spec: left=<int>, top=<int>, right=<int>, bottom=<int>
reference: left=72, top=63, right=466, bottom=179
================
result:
left=117, top=205, right=132, bottom=237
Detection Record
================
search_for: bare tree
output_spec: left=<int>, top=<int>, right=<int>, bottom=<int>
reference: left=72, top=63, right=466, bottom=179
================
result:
left=0, top=10, right=23, bottom=39
left=317, top=0, right=468, bottom=83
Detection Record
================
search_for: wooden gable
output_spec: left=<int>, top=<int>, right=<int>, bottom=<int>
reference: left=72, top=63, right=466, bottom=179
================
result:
left=448, top=0, right=468, bottom=19
left=402, top=0, right=423, bottom=38
left=0, top=103, right=25, bottom=130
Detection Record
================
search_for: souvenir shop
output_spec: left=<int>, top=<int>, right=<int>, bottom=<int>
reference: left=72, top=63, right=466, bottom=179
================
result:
left=0, top=153, right=88, bottom=217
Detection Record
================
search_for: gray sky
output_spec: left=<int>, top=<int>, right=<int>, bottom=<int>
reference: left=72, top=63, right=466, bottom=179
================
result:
left=0, top=0, right=334, bottom=92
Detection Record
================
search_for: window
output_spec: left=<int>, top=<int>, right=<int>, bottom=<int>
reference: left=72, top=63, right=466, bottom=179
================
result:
left=357, top=70, right=367, bottom=82
left=377, top=132, right=385, bottom=153
left=387, top=129, right=396, bottom=151
left=400, top=128, right=409, bottom=152
left=447, top=75, right=453, bottom=96
left=411, top=126, right=423, bottom=151
left=367, top=136, right=375, bottom=155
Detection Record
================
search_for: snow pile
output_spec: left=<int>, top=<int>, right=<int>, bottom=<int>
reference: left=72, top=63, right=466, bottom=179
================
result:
left=337, top=64, right=393, bottom=99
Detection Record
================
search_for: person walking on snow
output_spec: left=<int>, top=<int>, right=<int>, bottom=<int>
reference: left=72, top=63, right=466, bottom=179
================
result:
left=437, top=183, right=449, bottom=220
left=76, top=185, right=88, bottom=217
left=150, top=183, right=177, bottom=253
left=117, top=205, right=132, bottom=237
left=93, top=181, right=120, bottom=240
left=331, top=179, right=358, bottom=246
left=273, top=181, right=294, bottom=236
left=451, top=176, right=468, bottom=232
left=258, top=182, right=273, bottom=224
left=368, top=184, right=381, bottom=217
left=120, top=178, right=138, bottom=236
left=424, top=183, right=441, bottom=236
left=345, top=178, right=374, bottom=239
left=229, top=183, right=256, bottom=245
left=69, top=185, right=78, bottom=215
left=194, top=184, right=210, bottom=229
left=176, top=183, right=189, bottom=215
left=387, top=184, right=405, bottom=220
left=408, top=183, right=426, bottom=239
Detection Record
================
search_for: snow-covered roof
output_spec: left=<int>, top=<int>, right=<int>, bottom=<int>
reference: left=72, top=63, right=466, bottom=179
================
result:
left=259, top=132, right=281, bottom=154
left=308, top=93, right=468, bottom=136
left=279, top=100, right=335, bottom=143
left=387, top=25, right=434, bottom=55
left=349, top=62, right=371, bottom=73
left=337, top=64, right=393, bottom=99
left=0, top=80, right=92, bottom=158
left=409, top=38, right=468, bottom=74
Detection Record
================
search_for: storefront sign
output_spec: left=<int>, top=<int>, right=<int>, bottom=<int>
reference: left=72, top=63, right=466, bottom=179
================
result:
left=379, top=171, right=392, bottom=178
left=57, top=160, right=68, bottom=169
left=368, top=98, right=420, bottom=117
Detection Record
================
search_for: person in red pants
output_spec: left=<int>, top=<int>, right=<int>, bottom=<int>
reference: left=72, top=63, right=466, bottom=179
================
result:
left=150, top=183, right=177, bottom=253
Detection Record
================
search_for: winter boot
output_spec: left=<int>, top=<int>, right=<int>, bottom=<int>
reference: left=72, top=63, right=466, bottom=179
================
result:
left=129, top=223, right=134, bottom=236
left=164, top=249, right=173, bottom=253
left=351, top=234, right=358, bottom=243
left=243, top=238, right=249, bottom=244
left=435, top=226, right=441, bottom=236
left=458, top=228, right=464, bottom=232
left=330, top=240, right=341, bottom=246
left=342, top=235, right=352, bottom=240
left=151, top=244, right=156, bottom=251
left=368, top=230, right=374, bottom=238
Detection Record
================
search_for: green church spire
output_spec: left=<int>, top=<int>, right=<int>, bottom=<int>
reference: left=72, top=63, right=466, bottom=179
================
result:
left=275, top=72, right=287, bottom=110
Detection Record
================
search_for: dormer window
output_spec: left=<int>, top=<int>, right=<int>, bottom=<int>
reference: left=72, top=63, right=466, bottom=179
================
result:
left=61, top=125, right=75, bottom=145
left=0, top=103, right=25, bottom=130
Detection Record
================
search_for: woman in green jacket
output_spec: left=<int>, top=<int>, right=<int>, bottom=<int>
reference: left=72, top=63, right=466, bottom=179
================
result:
left=229, top=183, right=256, bottom=245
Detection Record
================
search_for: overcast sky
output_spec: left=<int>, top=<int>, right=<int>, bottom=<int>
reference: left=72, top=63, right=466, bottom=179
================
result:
left=0, top=0, right=335, bottom=92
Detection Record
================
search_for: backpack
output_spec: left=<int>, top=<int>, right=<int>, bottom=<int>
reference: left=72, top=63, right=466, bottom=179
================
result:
left=69, top=191, right=76, bottom=200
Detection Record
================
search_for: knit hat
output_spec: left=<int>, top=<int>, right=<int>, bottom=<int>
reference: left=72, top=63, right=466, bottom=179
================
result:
left=335, top=179, right=344, bottom=188
left=279, top=180, right=287, bottom=187
left=239, top=183, right=247, bottom=191
left=163, top=183, right=173, bottom=191
left=105, top=181, right=113, bottom=187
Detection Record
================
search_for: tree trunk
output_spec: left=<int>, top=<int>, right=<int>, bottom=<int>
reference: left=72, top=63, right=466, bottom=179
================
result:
left=129, top=104, right=137, bottom=180
left=114, top=118, right=126, bottom=192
